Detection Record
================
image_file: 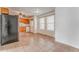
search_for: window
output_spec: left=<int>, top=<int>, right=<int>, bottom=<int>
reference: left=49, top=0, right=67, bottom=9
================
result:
left=39, top=18, right=45, bottom=30
left=47, top=15, right=54, bottom=31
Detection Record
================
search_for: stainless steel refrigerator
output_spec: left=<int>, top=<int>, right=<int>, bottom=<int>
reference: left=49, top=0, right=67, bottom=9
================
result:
left=0, top=14, right=18, bottom=45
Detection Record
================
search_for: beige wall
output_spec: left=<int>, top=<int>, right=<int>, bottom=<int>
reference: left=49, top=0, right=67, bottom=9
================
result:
left=55, top=7, right=79, bottom=48
left=9, top=9, right=19, bottom=15
left=37, top=30, right=54, bottom=37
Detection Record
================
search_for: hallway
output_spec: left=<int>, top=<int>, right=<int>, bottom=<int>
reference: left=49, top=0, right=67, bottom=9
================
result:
left=0, top=33, right=79, bottom=52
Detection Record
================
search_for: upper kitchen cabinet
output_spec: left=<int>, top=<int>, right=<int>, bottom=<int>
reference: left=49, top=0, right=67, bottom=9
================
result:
left=20, top=18, right=30, bottom=24
left=0, top=7, right=9, bottom=14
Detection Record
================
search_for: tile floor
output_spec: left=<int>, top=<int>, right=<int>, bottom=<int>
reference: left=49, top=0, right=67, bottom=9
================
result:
left=0, top=32, right=79, bottom=52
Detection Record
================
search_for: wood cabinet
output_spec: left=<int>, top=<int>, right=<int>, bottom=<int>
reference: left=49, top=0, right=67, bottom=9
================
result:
left=0, top=7, right=9, bottom=14
left=20, top=18, right=29, bottom=24
left=19, top=18, right=30, bottom=32
left=19, top=27, right=26, bottom=32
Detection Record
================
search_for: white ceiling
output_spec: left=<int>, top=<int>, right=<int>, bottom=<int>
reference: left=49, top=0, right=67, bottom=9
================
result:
left=9, top=7, right=55, bottom=16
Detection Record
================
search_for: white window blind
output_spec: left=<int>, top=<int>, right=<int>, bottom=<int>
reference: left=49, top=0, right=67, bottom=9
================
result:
left=39, top=18, right=45, bottom=30
left=47, top=15, right=54, bottom=31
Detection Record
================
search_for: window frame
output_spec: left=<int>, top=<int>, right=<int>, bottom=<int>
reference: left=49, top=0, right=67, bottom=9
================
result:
left=39, top=17, right=46, bottom=30
left=46, top=15, right=54, bottom=31
left=38, top=14, right=54, bottom=31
